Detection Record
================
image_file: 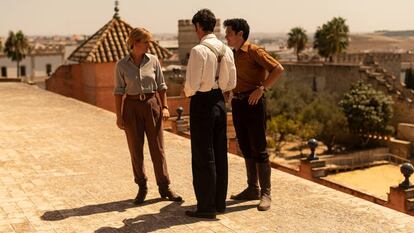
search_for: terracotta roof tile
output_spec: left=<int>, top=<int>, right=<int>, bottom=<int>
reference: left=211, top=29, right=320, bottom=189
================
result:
left=68, top=17, right=172, bottom=63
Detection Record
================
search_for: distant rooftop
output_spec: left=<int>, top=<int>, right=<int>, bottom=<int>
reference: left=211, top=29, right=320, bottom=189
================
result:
left=0, top=43, right=65, bottom=57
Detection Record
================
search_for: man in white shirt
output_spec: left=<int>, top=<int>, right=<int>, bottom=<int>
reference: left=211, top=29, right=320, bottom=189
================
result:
left=184, top=9, right=236, bottom=219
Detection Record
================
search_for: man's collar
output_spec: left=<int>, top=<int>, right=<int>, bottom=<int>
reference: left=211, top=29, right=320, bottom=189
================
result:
left=239, top=41, right=250, bottom=52
left=200, top=33, right=217, bottom=42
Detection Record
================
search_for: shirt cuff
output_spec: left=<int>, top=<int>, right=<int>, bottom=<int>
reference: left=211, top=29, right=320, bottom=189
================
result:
left=158, top=83, right=168, bottom=91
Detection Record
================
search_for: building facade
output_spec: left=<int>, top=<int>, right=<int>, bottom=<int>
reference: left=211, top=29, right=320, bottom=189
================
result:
left=0, top=45, right=65, bottom=81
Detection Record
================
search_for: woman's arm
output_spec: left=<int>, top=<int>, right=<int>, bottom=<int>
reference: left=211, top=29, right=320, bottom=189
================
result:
left=115, top=94, right=125, bottom=129
left=158, top=89, right=170, bottom=120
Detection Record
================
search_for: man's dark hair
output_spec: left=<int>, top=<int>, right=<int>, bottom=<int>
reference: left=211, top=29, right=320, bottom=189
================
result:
left=223, top=18, right=250, bottom=41
left=192, top=9, right=216, bottom=32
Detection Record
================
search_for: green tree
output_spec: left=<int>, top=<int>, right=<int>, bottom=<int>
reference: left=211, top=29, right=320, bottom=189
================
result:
left=404, top=68, right=414, bottom=90
left=3, top=31, right=29, bottom=78
left=339, top=81, right=394, bottom=146
left=267, top=115, right=298, bottom=153
left=313, top=17, right=349, bottom=62
left=298, top=95, right=350, bottom=153
left=287, top=27, right=308, bottom=61
left=266, top=78, right=315, bottom=120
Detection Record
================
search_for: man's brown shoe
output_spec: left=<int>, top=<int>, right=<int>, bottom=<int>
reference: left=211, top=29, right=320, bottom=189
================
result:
left=257, top=194, right=271, bottom=211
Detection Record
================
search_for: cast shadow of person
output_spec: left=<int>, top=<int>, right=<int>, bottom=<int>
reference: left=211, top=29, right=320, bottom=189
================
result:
left=94, top=200, right=257, bottom=233
left=41, top=198, right=163, bottom=221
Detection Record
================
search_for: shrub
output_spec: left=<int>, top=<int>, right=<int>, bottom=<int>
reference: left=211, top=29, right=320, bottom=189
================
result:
left=267, top=115, right=298, bottom=153
left=339, top=81, right=394, bottom=146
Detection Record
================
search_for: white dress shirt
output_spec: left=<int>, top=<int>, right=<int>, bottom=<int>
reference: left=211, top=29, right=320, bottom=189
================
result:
left=184, top=34, right=237, bottom=97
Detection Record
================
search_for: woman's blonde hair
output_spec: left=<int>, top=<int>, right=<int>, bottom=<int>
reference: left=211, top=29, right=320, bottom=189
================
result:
left=126, top=27, right=152, bottom=50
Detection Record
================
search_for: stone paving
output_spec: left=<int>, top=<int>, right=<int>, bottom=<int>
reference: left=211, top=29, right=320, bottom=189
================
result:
left=1, top=82, right=414, bottom=233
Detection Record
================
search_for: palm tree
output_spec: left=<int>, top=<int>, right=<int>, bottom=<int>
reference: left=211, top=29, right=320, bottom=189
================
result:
left=4, top=30, right=29, bottom=78
left=287, top=27, right=308, bottom=61
left=313, top=17, right=349, bottom=62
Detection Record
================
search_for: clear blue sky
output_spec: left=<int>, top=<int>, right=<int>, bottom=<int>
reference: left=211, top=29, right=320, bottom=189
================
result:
left=1, top=0, right=414, bottom=36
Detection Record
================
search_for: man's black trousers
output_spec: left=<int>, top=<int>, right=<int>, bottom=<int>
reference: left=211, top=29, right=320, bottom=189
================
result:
left=232, top=96, right=269, bottom=163
left=190, top=89, right=228, bottom=213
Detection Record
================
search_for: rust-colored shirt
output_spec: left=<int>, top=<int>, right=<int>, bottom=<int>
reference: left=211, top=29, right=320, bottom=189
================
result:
left=233, top=41, right=281, bottom=93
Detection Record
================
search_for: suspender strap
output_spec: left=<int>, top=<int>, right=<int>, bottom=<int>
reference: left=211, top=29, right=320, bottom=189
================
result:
left=201, top=42, right=226, bottom=80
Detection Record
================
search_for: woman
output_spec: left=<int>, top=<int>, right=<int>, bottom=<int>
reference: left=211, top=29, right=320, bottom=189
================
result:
left=114, top=28, right=182, bottom=204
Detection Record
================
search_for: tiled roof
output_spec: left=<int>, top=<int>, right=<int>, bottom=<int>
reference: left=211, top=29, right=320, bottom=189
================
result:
left=68, top=17, right=172, bottom=63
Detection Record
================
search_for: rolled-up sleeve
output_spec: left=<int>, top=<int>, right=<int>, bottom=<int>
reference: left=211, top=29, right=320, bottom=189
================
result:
left=251, top=48, right=281, bottom=72
left=155, top=58, right=167, bottom=91
left=113, top=62, right=126, bottom=95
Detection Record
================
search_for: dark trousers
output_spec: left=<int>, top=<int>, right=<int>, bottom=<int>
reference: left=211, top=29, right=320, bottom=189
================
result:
left=123, top=96, right=170, bottom=187
left=190, top=89, right=228, bottom=213
left=232, top=96, right=269, bottom=163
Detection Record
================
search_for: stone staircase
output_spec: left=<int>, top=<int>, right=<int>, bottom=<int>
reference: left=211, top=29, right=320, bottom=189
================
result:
left=358, top=62, right=414, bottom=159
left=359, top=64, right=414, bottom=109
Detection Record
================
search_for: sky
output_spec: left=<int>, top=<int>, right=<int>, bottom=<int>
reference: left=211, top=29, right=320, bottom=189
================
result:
left=1, top=0, right=414, bottom=37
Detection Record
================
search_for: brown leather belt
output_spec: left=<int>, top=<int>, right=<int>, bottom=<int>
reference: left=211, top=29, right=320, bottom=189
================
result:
left=232, top=90, right=254, bottom=100
left=126, top=93, right=155, bottom=101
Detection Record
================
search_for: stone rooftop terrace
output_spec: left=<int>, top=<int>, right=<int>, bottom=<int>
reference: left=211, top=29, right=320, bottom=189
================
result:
left=1, top=82, right=414, bottom=232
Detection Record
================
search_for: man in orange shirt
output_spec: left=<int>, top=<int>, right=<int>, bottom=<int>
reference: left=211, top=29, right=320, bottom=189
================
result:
left=224, top=18, right=284, bottom=211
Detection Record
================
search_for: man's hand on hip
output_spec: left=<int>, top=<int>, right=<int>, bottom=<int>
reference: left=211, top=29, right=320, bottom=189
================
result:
left=248, top=88, right=264, bottom=105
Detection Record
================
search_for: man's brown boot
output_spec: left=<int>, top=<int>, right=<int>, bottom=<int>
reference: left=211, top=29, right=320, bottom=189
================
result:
left=257, top=162, right=271, bottom=211
left=133, top=184, right=148, bottom=205
left=231, top=159, right=260, bottom=200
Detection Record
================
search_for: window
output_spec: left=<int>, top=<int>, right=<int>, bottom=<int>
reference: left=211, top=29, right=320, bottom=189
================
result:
left=20, top=66, right=26, bottom=77
left=1, top=67, right=6, bottom=77
left=46, top=64, right=52, bottom=76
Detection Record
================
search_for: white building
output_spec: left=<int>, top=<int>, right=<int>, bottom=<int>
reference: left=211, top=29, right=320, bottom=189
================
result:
left=0, top=44, right=65, bottom=82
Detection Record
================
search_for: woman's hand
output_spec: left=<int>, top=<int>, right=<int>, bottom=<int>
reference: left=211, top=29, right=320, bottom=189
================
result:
left=162, top=108, right=170, bottom=120
left=116, top=117, right=125, bottom=130
left=248, top=87, right=264, bottom=105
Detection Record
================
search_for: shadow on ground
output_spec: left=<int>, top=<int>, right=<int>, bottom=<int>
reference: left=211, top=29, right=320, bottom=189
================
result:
left=95, top=200, right=256, bottom=233
left=41, top=198, right=164, bottom=221
left=41, top=198, right=256, bottom=232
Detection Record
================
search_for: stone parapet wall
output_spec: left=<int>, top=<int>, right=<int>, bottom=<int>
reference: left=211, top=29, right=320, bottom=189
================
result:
left=281, top=62, right=362, bottom=94
left=334, top=52, right=414, bottom=78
